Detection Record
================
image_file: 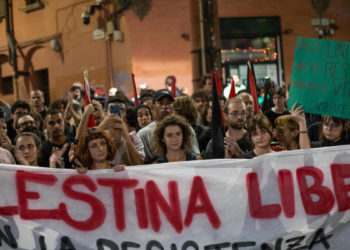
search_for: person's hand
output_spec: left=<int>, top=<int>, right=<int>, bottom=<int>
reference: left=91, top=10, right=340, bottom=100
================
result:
left=68, top=143, right=76, bottom=163
left=76, top=167, right=88, bottom=174
left=49, top=143, right=68, bottom=168
left=99, top=114, right=119, bottom=130
left=0, top=131, right=12, bottom=151
left=83, top=104, right=94, bottom=117
left=14, top=148, right=29, bottom=166
left=111, top=115, right=128, bottom=137
left=224, top=137, right=243, bottom=158
left=290, top=102, right=306, bottom=123
left=91, top=100, right=103, bottom=113
left=113, top=164, right=125, bottom=172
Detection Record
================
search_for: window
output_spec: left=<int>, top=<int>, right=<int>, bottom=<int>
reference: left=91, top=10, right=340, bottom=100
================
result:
left=0, top=76, right=14, bottom=95
left=220, top=17, right=284, bottom=87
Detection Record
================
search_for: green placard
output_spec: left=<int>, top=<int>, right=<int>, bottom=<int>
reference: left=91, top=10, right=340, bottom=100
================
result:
left=287, top=37, right=350, bottom=119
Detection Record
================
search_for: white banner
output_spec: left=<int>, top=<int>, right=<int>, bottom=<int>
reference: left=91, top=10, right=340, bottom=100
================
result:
left=1, top=146, right=350, bottom=249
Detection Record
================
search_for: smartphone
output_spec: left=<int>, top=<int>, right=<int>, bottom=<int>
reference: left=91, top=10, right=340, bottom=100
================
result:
left=110, top=104, right=121, bottom=116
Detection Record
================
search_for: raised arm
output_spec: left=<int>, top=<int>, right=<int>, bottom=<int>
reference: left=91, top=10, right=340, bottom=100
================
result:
left=75, top=104, right=94, bottom=140
left=290, top=102, right=311, bottom=149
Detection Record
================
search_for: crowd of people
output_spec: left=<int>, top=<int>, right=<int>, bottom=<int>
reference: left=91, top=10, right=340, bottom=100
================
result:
left=0, top=76, right=349, bottom=173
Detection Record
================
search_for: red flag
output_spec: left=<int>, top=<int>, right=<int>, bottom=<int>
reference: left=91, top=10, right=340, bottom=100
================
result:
left=228, top=76, right=237, bottom=99
left=131, top=73, right=139, bottom=106
left=171, top=76, right=176, bottom=98
left=83, top=72, right=96, bottom=128
left=215, top=72, right=223, bottom=95
left=247, top=60, right=259, bottom=114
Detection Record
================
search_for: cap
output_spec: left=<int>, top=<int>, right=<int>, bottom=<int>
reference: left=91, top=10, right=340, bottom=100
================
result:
left=153, top=89, right=174, bottom=103
left=72, top=82, right=83, bottom=89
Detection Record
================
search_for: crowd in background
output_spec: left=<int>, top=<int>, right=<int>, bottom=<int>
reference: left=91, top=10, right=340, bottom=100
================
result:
left=0, top=74, right=349, bottom=173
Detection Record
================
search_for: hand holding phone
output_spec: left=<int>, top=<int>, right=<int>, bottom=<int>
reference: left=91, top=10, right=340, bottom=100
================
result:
left=110, top=104, right=121, bottom=116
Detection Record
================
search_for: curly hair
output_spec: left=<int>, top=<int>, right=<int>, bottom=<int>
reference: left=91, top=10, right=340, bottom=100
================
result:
left=173, top=95, right=198, bottom=125
left=151, top=114, right=192, bottom=156
left=75, top=127, right=116, bottom=169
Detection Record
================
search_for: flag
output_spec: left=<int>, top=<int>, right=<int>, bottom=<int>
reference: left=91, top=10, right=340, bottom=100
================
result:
left=228, top=76, right=237, bottom=99
left=171, top=76, right=176, bottom=98
left=215, top=72, right=223, bottom=95
left=211, top=72, right=225, bottom=158
left=247, top=60, right=260, bottom=114
left=131, top=73, right=139, bottom=106
left=83, top=71, right=96, bottom=128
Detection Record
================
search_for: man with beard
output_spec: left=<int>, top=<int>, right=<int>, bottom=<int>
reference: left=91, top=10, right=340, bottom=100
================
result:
left=16, top=114, right=45, bottom=142
left=39, top=109, right=72, bottom=168
left=237, top=92, right=255, bottom=121
left=138, top=89, right=199, bottom=163
left=203, top=97, right=253, bottom=159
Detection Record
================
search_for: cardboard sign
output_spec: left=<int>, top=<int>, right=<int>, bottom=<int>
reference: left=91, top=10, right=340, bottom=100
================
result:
left=1, top=146, right=350, bottom=249
left=288, top=37, right=350, bottom=119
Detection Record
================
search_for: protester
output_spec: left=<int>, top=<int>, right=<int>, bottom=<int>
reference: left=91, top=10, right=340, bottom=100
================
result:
left=204, top=94, right=226, bottom=128
left=69, top=127, right=124, bottom=173
left=39, top=109, right=73, bottom=168
left=191, top=89, right=210, bottom=121
left=237, top=92, right=254, bottom=120
left=16, top=114, right=45, bottom=141
left=274, top=102, right=311, bottom=151
left=151, top=114, right=201, bottom=163
left=204, top=97, right=253, bottom=159
left=78, top=104, right=145, bottom=166
left=311, top=116, right=350, bottom=147
left=201, top=74, right=211, bottom=91
left=173, top=95, right=211, bottom=154
left=14, top=132, right=41, bottom=166
left=30, top=90, right=47, bottom=119
left=135, top=104, right=153, bottom=131
left=240, top=114, right=274, bottom=159
left=0, top=118, right=12, bottom=151
left=7, top=100, right=30, bottom=143
left=125, top=106, right=137, bottom=133
left=138, top=89, right=200, bottom=163
left=165, top=75, right=182, bottom=96
left=264, top=87, right=290, bottom=127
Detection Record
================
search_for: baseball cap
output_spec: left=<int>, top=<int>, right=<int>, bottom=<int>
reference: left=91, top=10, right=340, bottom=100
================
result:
left=153, top=89, right=174, bottom=103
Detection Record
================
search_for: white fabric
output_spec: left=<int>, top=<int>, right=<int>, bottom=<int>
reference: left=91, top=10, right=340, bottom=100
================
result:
left=0, top=146, right=350, bottom=249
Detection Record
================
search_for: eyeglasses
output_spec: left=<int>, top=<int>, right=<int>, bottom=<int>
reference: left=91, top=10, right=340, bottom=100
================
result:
left=18, top=121, right=36, bottom=128
left=323, top=122, right=341, bottom=130
left=226, top=111, right=246, bottom=117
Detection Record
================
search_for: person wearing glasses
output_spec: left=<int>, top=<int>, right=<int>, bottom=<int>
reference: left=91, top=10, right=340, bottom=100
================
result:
left=311, top=116, right=349, bottom=147
left=16, top=114, right=44, bottom=141
left=6, top=100, right=31, bottom=143
left=203, top=97, right=253, bottom=159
